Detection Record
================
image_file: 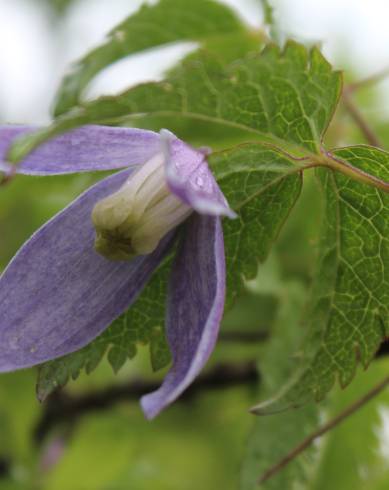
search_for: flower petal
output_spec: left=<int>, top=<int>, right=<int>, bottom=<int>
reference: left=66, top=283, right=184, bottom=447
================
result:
left=0, top=125, right=160, bottom=175
left=160, top=129, right=236, bottom=218
left=0, top=170, right=174, bottom=371
left=141, top=214, right=225, bottom=419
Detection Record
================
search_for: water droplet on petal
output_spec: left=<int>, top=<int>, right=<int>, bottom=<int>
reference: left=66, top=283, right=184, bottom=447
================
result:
left=196, top=176, right=204, bottom=187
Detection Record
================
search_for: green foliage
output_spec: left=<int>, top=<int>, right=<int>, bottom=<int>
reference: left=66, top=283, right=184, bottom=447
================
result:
left=310, top=358, right=389, bottom=490
left=97, top=41, right=340, bottom=153
left=8, top=41, right=342, bottom=164
left=210, top=143, right=303, bottom=306
left=309, top=359, right=389, bottom=490
left=253, top=145, right=389, bottom=413
left=53, top=0, right=246, bottom=115
left=240, top=269, right=319, bottom=490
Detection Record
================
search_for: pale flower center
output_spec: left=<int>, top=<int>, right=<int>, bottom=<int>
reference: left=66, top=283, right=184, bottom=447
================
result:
left=92, top=153, right=192, bottom=260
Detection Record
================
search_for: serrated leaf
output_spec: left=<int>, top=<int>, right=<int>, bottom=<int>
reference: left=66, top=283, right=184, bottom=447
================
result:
left=210, top=143, right=303, bottom=306
left=36, top=256, right=173, bottom=401
left=54, top=0, right=246, bottom=115
left=9, top=41, right=342, bottom=164
left=253, top=145, right=389, bottom=413
left=116, top=41, right=341, bottom=153
left=240, top=280, right=319, bottom=490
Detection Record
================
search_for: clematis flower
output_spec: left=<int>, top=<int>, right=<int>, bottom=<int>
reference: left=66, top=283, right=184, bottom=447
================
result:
left=0, top=124, right=235, bottom=418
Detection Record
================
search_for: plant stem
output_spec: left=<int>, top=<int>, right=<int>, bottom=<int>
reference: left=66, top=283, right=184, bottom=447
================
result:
left=257, top=375, right=389, bottom=486
left=342, top=89, right=382, bottom=147
left=322, top=151, right=389, bottom=193
left=348, top=66, right=389, bottom=93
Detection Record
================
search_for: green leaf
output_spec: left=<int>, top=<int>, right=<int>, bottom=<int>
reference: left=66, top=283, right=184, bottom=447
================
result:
left=9, top=41, right=342, bottom=163
left=109, top=41, right=341, bottom=153
left=253, top=145, right=389, bottom=413
left=210, top=143, right=303, bottom=306
left=54, top=0, right=246, bottom=116
left=240, top=276, right=319, bottom=490
left=36, top=256, right=173, bottom=401
left=310, top=358, right=389, bottom=490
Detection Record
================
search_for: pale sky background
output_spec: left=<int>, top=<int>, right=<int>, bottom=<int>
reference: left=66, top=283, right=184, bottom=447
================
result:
left=1, top=0, right=389, bottom=123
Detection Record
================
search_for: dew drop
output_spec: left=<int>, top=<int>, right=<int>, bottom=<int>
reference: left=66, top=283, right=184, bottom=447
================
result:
left=196, top=176, right=204, bottom=187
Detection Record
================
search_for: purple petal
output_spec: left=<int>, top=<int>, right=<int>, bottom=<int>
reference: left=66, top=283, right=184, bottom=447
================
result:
left=141, top=214, right=225, bottom=419
left=160, top=129, right=236, bottom=218
left=0, top=170, right=174, bottom=371
left=0, top=125, right=160, bottom=175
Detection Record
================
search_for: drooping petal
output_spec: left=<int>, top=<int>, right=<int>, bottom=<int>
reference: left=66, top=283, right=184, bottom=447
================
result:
left=160, top=129, right=236, bottom=218
left=0, top=125, right=160, bottom=175
left=0, top=170, right=175, bottom=371
left=141, top=214, right=225, bottom=419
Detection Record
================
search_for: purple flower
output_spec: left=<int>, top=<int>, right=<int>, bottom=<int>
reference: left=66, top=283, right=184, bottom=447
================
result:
left=0, top=124, right=235, bottom=418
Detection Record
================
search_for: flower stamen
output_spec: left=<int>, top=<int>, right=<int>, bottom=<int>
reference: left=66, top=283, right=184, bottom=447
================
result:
left=92, top=153, right=191, bottom=260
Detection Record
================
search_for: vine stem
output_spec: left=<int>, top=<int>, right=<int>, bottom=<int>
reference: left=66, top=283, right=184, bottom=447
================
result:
left=348, top=66, right=389, bottom=93
left=343, top=65, right=389, bottom=147
left=342, top=88, right=382, bottom=147
left=320, top=151, right=389, bottom=193
left=257, top=375, right=389, bottom=486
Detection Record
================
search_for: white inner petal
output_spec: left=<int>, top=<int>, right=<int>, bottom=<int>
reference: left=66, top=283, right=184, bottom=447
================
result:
left=92, top=151, right=192, bottom=259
